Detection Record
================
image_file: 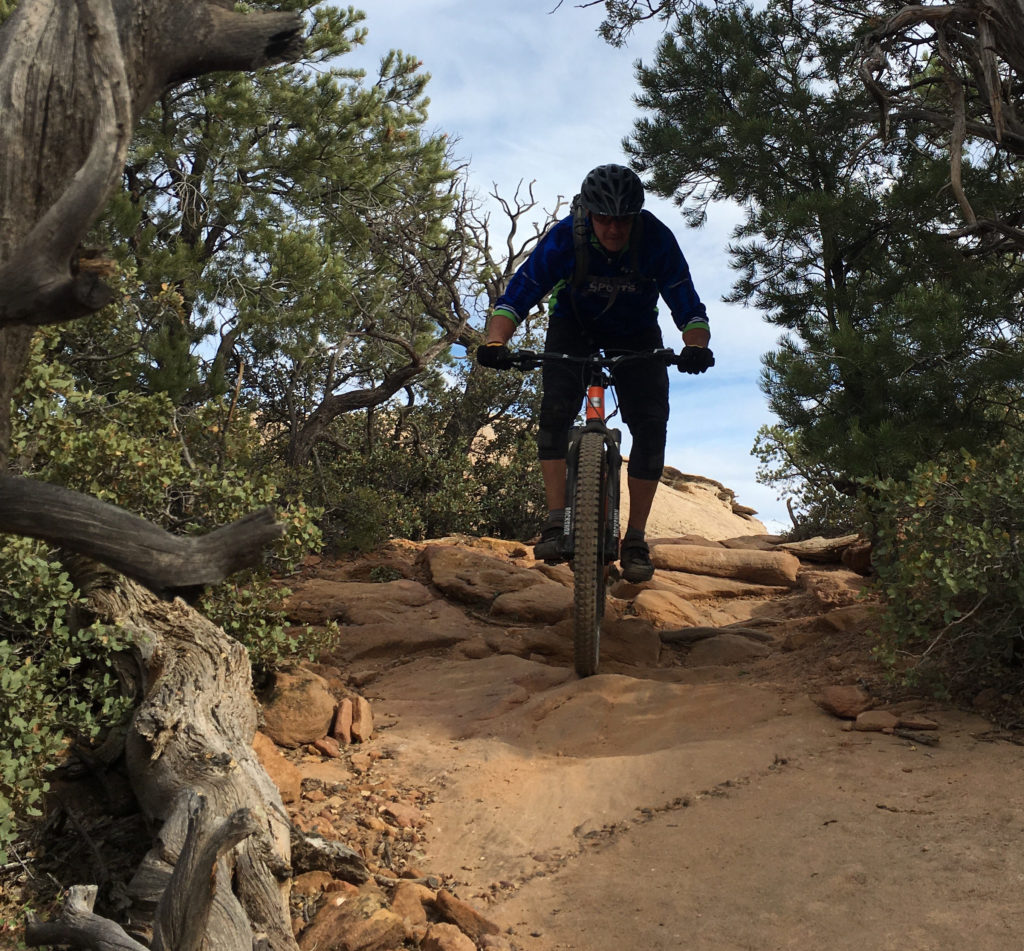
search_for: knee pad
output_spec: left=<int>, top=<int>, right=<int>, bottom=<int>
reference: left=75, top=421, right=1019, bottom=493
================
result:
left=537, top=424, right=569, bottom=461
left=627, top=417, right=667, bottom=481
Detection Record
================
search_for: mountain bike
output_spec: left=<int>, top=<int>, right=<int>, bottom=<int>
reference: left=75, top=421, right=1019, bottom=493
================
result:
left=506, top=347, right=683, bottom=677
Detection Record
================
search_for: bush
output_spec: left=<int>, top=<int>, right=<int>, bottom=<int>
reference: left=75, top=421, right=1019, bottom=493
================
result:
left=1, top=334, right=328, bottom=858
left=0, top=538, right=132, bottom=863
left=868, top=443, right=1024, bottom=700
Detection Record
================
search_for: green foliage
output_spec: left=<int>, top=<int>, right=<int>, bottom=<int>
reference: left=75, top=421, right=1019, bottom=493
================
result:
left=629, top=0, right=1024, bottom=520
left=0, top=537, right=132, bottom=863
left=868, top=443, right=1024, bottom=700
left=752, top=423, right=859, bottom=538
left=2, top=332, right=328, bottom=856
left=292, top=419, right=545, bottom=552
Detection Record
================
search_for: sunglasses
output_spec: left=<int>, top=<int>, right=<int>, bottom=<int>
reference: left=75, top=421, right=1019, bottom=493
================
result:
left=591, top=213, right=635, bottom=226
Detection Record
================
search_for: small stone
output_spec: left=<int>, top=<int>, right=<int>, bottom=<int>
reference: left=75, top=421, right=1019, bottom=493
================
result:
left=313, top=736, right=341, bottom=758
left=854, top=710, right=900, bottom=732
left=817, top=685, right=873, bottom=719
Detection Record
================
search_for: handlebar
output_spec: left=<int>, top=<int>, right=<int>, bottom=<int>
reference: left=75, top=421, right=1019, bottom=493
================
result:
left=505, top=347, right=683, bottom=371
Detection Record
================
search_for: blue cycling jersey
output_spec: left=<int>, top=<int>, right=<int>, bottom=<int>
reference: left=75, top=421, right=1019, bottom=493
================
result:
left=493, top=210, right=709, bottom=339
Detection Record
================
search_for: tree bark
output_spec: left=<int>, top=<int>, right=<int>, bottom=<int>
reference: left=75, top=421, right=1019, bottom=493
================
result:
left=0, top=476, right=285, bottom=593
left=0, top=0, right=303, bottom=454
left=45, top=574, right=301, bottom=951
left=2, top=3, right=307, bottom=948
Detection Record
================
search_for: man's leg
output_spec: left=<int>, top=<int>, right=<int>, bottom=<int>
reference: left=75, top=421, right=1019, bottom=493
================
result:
left=611, top=336, right=669, bottom=583
left=626, top=475, right=659, bottom=534
left=541, top=459, right=567, bottom=512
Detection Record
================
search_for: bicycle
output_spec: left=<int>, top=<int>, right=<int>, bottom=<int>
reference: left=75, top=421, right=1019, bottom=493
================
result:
left=505, top=347, right=688, bottom=678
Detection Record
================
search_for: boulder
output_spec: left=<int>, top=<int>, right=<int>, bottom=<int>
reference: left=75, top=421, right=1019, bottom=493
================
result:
left=491, top=583, right=573, bottom=623
left=261, top=667, right=338, bottom=748
left=285, top=577, right=437, bottom=625
left=422, top=545, right=553, bottom=605
left=650, top=544, right=800, bottom=586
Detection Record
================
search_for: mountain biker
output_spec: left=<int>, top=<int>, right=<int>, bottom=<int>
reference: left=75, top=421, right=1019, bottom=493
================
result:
left=476, top=163, right=713, bottom=583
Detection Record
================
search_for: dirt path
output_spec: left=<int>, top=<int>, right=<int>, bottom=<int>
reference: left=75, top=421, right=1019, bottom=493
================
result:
left=355, top=643, right=1024, bottom=951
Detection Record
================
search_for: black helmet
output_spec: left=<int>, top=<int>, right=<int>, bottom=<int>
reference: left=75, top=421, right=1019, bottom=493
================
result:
left=579, top=164, right=645, bottom=216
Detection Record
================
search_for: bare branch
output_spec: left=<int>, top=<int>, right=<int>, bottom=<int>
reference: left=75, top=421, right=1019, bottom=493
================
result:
left=0, top=476, right=284, bottom=592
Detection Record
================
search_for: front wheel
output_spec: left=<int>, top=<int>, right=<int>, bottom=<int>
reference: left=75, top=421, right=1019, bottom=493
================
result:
left=571, top=430, right=609, bottom=677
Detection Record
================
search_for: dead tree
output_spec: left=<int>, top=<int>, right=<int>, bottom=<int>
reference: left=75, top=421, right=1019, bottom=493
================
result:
left=861, top=0, right=1024, bottom=252
left=0, top=0, right=304, bottom=586
left=0, top=2, right=310, bottom=948
left=24, top=570, right=298, bottom=951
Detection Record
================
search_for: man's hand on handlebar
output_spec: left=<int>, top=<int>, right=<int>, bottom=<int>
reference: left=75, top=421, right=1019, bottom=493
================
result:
left=676, top=346, right=715, bottom=374
left=476, top=342, right=515, bottom=370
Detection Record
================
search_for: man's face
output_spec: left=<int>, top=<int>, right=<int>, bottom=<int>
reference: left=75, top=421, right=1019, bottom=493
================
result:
left=591, top=213, right=634, bottom=253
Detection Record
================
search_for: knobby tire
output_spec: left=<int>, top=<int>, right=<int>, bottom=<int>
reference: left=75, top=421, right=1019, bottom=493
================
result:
left=572, top=431, right=608, bottom=677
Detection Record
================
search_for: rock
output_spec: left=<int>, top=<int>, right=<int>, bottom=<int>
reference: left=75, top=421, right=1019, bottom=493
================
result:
left=317, top=613, right=484, bottom=664
left=313, top=736, right=341, bottom=758
left=422, top=922, right=477, bottom=951
left=855, top=710, right=900, bottom=732
left=490, top=583, right=573, bottom=623
left=331, top=699, right=354, bottom=744
left=382, top=801, right=423, bottom=829
left=799, top=569, right=869, bottom=608
left=481, top=937, right=516, bottom=951
left=351, top=696, right=373, bottom=743
left=820, top=605, right=877, bottom=633
left=650, top=544, right=800, bottom=586
left=390, top=881, right=434, bottom=928
left=630, top=588, right=706, bottom=627
left=623, top=466, right=768, bottom=538
left=817, top=685, right=873, bottom=719
left=422, top=545, right=552, bottom=605
left=291, top=829, right=369, bottom=884
left=252, top=731, right=302, bottom=803
left=719, top=534, right=786, bottom=551
left=285, top=577, right=437, bottom=625
left=298, top=895, right=406, bottom=951
left=600, top=616, right=662, bottom=666
left=261, top=668, right=338, bottom=748
left=435, top=889, right=501, bottom=942
left=622, top=571, right=789, bottom=602
left=842, top=537, right=874, bottom=574
left=684, top=633, right=771, bottom=667
left=291, top=870, right=335, bottom=899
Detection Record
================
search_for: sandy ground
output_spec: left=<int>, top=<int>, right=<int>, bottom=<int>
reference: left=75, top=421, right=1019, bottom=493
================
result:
left=358, top=648, right=1024, bottom=951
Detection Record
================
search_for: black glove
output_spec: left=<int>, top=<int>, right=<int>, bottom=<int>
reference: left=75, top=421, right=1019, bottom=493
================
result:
left=676, top=346, right=715, bottom=374
left=476, top=342, right=514, bottom=370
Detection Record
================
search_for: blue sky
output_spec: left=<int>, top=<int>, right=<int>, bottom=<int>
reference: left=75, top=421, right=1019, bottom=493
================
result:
left=345, top=0, right=790, bottom=531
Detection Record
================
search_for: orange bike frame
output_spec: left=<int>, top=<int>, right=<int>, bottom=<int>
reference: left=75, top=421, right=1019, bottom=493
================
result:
left=585, top=383, right=605, bottom=421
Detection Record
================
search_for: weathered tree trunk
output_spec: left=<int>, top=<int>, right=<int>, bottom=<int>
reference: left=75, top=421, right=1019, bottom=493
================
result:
left=25, top=568, right=300, bottom=951
left=1, top=2, right=308, bottom=947
left=0, top=476, right=284, bottom=592
left=0, top=0, right=304, bottom=540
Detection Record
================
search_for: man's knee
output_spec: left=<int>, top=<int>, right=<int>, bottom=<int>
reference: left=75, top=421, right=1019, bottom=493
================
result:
left=537, top=425, right=568, bottom=461
left=627, top=417, right=667, bottom=480
left=626, top=451, right=665, bottom=481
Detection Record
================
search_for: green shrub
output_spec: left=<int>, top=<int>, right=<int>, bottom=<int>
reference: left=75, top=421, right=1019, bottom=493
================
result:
left=868, top=443, right=1024, bottom=699
left=0, top=538, right=133, bottom=863
left=2, top=333, right=328, bottom=859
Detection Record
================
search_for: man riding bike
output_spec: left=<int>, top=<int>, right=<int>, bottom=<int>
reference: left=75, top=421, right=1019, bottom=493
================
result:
left=477, top=163, right=714, bottom=583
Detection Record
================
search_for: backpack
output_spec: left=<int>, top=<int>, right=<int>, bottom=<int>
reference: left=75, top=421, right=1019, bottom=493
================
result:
left=569, top=194, right=648, bottom=317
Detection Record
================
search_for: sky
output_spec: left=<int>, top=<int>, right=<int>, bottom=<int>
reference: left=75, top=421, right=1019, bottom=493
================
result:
left=345, top=0, right=790, bottom=531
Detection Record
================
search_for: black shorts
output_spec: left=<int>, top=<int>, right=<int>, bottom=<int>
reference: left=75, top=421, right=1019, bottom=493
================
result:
left=537, top=318, right=670, bottom=481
